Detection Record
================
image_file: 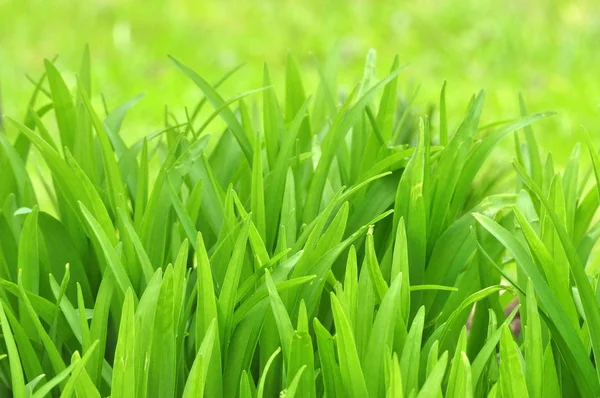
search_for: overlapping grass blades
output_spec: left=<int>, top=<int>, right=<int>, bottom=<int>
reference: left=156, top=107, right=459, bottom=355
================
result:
left=1, top=48, right=598, bottom=397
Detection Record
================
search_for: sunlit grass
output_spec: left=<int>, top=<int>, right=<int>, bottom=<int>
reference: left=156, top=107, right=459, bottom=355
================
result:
left=2, top=0, right=600, bottom=163
left=0, top=47, right=599, bottom=397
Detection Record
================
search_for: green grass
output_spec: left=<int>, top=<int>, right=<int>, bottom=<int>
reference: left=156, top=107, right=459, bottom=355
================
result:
left=2, top=0, right=600, bottom=163
left=1, top=48, right=600, bottom=397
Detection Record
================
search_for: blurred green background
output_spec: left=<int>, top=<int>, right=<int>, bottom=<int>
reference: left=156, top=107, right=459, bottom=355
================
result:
left=1, top=0, right=599, bottom=162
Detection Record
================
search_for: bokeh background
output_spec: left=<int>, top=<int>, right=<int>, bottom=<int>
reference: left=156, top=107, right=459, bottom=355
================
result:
left=1, top=0, right=600, bottom=162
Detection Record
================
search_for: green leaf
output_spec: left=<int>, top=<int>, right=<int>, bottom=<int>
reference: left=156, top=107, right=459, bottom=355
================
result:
left=263, top=63, right=284, bottom=171
left=0, top=301, right=26, bottom=398
left=375, top=55, right=400, bottom=142
left=285, top=365, right=307, bottom=398
left=314, top=318, right=344, bottom=398
left=0, top=133, right=36, bottom=206
left=79, top=202, right=137, bottom=301
left=392, top=218, right=410, bottom=324
left=78, top=78, right=128, bottom=213
left=87, top=273, right=114, bottom=386
left=134, top=269, right=162, bottom=398
left=104, top=94, right=144, bottom=155
left=112, top=289, right=136, bottom=398
left=166, top=175, right=198, bottom=251
left=17, top=270, right=66, bottom=376
left=331, top=293, right=369, bottom=398
left=400, top=306, right=425, bottom=396
left=386, top=353, right=404, bottom=398
left=542, top=343, right=561, bottom=398
left=449, top=112, right=554, bottom=220
left=32, top=361, right=78, bottom=398
left=512, top=205, right=579, bottom=327
left=2, top=305, right=43, bottom=382
left=499, top=325, right=529, bottom=398
left=416, top=351, right=448, bottom=398
left=195, top=233, right=223, bottom=398
left=439, top=82, right=448, bottom=146
left=513, top=160, right=600, bottom=388
left=256, top=347, right=281, bottom=398
left=58, top=341, right=100, bottom=398
left=474, top=211, right=599, bottom=396
left=304, top=66, right=405, bottom=224
left=239, top=371, right=253, bottom=398
left=287, top=330, right=316, bottom=398
left=217, top=218, right=250, bottom=351
left=182, top=320, right=217, bottom=398
left=117, top=208, right=156, bottom=286
left=364, top=273, right=403, bottom=397
left=44, top=59, right=77, bottom=152
left=365, top=228, right=389, bottom=302
left=169, top=56, right=253, bottom=164
left=251, top=133, right=266, bottom=242
left=233, top=274, right=314, bottom=327
left=446, top=328, right=473, bottom=398
left=471, top=306, right=520, bottom=386
left=265, top=268, right=295, bottom=361
left=148, top=265, right=177, bottom=398
left=18, top=206, right=39, bottom=333
left=524, top=280, right=543, bottom=398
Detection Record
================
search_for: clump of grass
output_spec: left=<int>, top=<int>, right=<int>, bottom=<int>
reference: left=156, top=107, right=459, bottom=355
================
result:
left=0, top=47, right=598, bottom=397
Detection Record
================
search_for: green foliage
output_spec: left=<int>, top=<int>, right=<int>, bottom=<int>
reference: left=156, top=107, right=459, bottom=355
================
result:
left=0, top=47, right=597, bottom=398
